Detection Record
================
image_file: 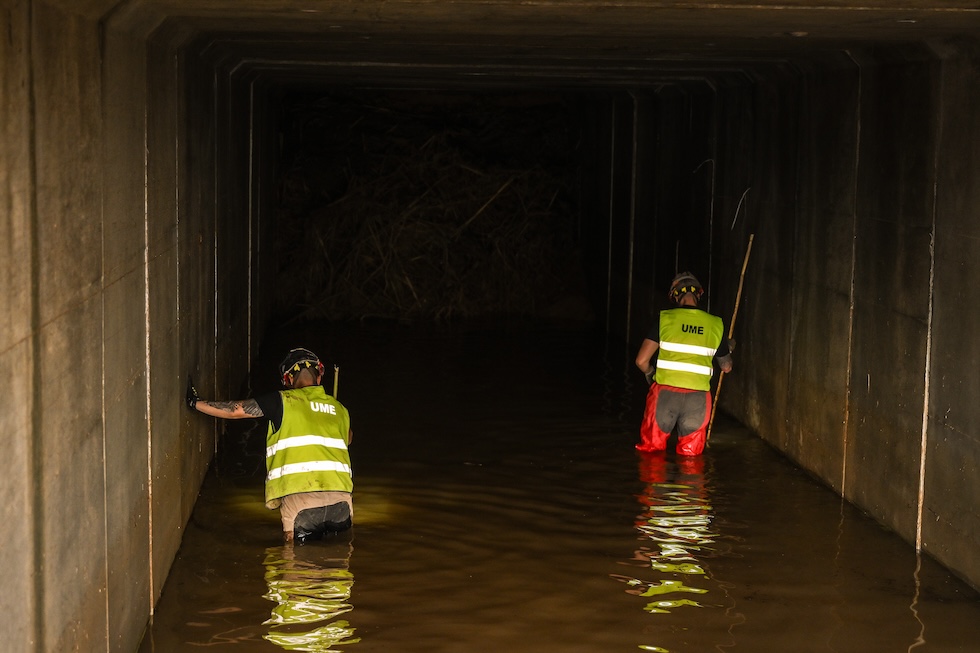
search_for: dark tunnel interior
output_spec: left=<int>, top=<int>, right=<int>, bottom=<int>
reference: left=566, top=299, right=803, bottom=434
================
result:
left=169, top=14, right=786, bottom=332
left=147, top=3, right=980, bottom=339
left=266, top=84, right=723, bottom=331
left=271, top=88, right=604, bottom=326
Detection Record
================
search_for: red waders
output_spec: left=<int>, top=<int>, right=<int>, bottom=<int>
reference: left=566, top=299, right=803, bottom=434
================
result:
left=637, top=383, right=712, bottom=456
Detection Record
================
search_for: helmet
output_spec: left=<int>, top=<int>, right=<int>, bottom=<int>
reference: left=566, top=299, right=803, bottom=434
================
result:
left=278, top=347, right=325, bottom=387
left=668, top=272, right=704, bottom=304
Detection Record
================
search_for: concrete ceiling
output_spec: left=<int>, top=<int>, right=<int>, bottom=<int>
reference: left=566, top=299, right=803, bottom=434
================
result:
left=113, top=1, right=980, bottom=87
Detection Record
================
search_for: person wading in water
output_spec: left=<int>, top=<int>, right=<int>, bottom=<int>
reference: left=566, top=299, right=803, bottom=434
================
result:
left=634, top=272, right=733, bottom=456
left=187, top=347, right=354, bottom=544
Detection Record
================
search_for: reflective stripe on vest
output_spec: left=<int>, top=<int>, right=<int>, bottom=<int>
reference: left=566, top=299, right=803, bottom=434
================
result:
left=267, top=459, right=352, bottom=481
left=267, top=435, right=349, bottom=458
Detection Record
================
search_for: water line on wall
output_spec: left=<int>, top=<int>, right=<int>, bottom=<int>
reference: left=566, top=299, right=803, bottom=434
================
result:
left=142, top=96, right=154, bottom=615
left=916, top=63, right=943, bottom=552
left=100, top=40, right=112, bottom=642
left=841, top=50, right=863, bottom=496
left=212, top=69, right=220, bottom=456
left=247, top=81, right=255, bottom=381
left=916, top=238, right=936, bottom=552
left=706, top=80, right=719, bottom=309
left=26, top=2, right=47, bottom=647
left=626, top=90, right=640, bottom=343
left=605, top=106, right=616, bottom=336
left=156, top=49, right=180, bottom=614
left=692, top=154, right=716, bottom=312
left=174, top=51, right=181, bottom=323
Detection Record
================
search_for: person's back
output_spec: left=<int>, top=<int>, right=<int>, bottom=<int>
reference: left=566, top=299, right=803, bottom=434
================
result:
left=655, top=304, right=725, bottom=391
left=634, top=273, right=732, bottom=456
left=261, top=348, right=354, bottom=544
left=187, top=346, right=355, bottom=544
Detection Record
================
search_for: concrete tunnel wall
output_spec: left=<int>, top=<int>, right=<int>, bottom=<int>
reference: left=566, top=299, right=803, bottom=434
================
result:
left=611, top=41, right=980, bottom=594
left=1, top=3, right=277, bottom=651
left=3, top=2, right=980, bottom=651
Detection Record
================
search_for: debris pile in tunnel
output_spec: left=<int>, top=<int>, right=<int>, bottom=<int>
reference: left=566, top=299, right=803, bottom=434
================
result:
left=274, top=90, right=592, bottom=325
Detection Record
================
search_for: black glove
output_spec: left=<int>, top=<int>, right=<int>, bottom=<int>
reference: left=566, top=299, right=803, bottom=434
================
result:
left=186, top=377, right=200, bottom=410
left=644, top=368, right=655, bottom=386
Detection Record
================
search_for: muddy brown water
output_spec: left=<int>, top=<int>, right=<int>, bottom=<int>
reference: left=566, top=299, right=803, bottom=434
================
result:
left=139, top=320, right=980, bottom=652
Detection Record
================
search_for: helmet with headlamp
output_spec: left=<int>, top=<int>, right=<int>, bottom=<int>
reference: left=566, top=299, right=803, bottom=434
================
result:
left=668, top=272, right=704, bottom=304
left=278, top=348, right=325, bottom=388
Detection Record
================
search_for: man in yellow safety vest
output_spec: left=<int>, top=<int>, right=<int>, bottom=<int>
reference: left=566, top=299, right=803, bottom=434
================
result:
left=187, top=347, right=353, bottom=544
left=634, top=272, right=733, bottom=456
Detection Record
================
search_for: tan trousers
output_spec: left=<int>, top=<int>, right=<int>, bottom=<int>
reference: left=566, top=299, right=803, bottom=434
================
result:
left=278, top=491, right=353, bottom=532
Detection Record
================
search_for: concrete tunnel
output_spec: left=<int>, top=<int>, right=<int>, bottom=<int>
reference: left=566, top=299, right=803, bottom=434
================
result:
left=4, top=1, right=980, bottom=650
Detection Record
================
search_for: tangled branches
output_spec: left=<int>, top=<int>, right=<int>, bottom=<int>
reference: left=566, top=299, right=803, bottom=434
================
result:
left=274, top=92, right=589, bottom=324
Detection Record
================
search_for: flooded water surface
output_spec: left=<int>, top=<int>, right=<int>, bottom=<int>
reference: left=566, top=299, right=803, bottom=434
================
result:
left=139, top=321, right=980, bottom=652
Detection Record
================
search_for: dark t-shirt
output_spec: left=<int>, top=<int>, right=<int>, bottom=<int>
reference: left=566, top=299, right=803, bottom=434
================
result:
left=255, top=392, right=284, bottom=432
left=647, top=306, right=731, bottom=358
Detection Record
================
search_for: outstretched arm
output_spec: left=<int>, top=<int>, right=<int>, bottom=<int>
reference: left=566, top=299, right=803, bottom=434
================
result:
left=196, top=398, right=264, bottom=420
left=186, top=379, right=264, bottom=419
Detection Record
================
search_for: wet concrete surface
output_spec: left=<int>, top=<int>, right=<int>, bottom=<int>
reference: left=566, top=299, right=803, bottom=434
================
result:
left=139, top=320, right=980, bottom=652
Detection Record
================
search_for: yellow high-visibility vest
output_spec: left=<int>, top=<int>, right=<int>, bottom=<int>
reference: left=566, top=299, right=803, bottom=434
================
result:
left=265, top=385, right=352, bottom=506
left=655, top=308, right=724, bottom=391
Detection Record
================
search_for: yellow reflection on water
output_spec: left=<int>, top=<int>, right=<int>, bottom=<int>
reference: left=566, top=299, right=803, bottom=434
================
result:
left=262, top=538, right=361, bottom=651
left=227, top=490, right=281, bottom=519
left=613, top=453, right=718, bottom=651
left=346, top=484, right=405, bottom=525
left=637, top=579, right=708, bottom=597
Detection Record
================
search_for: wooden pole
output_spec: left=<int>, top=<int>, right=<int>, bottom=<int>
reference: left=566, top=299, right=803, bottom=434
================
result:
left=333, top=364, right=340, bottom=398
left=707, top=233, right=754, bottom=442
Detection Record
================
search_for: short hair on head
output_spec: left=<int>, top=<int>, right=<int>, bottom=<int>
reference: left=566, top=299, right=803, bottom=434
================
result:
left=289, top=366, right=320, bottom=387
left=279, top=347, right=325, bottom=387
left=668, top=271, right=704, bottom=304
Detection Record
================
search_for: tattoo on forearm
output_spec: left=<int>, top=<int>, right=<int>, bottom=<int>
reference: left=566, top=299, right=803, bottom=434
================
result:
left=241, top=399, right=264, bottom=417
left=205, top=399, right=264, bottom=417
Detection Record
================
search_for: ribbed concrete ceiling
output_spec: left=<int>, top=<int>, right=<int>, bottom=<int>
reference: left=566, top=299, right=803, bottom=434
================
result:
left=98, top=1, right=980, bottom=88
